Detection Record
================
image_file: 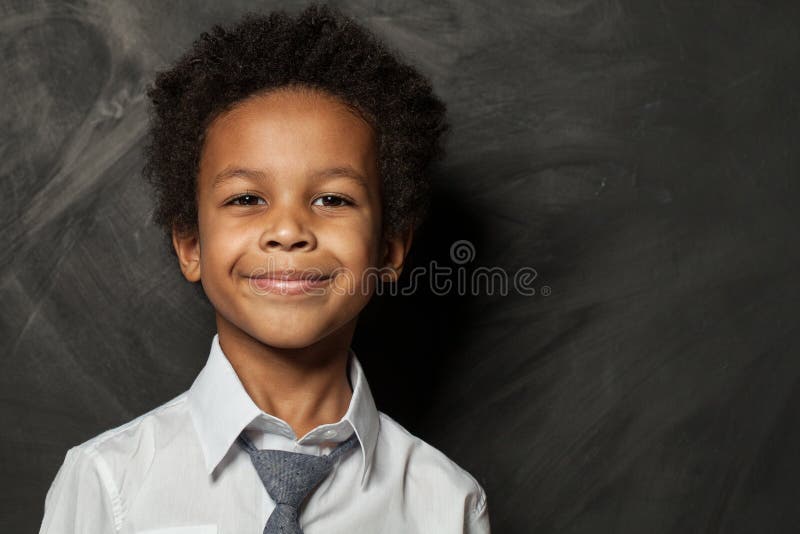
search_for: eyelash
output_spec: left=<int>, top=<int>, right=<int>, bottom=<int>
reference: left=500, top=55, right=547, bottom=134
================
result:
left=226, top=193, right=354, bottom=208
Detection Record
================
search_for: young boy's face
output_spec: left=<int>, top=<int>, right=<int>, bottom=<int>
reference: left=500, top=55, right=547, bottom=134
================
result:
left=173, top=87, right=409, bottom=349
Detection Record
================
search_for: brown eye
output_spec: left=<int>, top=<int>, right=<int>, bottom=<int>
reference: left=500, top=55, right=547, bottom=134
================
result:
left=313, top=194, right=352, bottom=207
left=228, top=194, right=266, bottom=206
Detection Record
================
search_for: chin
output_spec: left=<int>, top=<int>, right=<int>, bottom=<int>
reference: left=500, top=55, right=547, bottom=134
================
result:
left=249, top=325, right=327, bottom=350
left=262, top=334, right=320, bottom=350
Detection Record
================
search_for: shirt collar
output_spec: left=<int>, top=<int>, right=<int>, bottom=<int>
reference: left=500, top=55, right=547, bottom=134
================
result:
left=187, top=333, right=379, bottom=488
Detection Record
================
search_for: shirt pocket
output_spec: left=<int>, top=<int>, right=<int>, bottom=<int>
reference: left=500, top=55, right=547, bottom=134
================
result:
left=136, top=526, right=218, bottom=534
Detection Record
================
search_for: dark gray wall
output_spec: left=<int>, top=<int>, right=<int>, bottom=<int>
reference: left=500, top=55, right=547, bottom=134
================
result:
left=2, top=1, right=798, bottom=532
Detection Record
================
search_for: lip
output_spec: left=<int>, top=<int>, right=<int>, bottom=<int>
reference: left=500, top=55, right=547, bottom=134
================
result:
left=250, top=271, right=330, bottom=281
left=247, top=274, right=332, bottom=295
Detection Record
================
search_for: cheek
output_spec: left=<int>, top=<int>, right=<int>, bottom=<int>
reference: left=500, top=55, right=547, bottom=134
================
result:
left=334, top=233, right=382, bottom=298
left=328, top=224, right=375, bottom=266
left=198, top=217, right=248, bottom=274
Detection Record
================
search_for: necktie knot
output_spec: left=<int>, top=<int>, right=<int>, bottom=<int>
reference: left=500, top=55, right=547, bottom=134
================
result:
left=249, top=449, right=334, bottom=507
left=238, top=431, right=360, bottom=534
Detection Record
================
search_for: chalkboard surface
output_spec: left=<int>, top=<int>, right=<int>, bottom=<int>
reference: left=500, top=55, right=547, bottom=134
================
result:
left=2, top=1, right=798, bottom=533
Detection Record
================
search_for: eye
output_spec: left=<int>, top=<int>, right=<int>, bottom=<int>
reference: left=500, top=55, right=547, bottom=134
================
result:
left=227, top=194, right=266, bottom=206
left=313, top=194, right=353, bottom=208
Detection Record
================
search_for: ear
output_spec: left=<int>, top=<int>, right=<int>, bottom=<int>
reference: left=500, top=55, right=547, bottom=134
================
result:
left=172, top=225, right=202, bottom=283
left=380, top=226, right=414, bottom=283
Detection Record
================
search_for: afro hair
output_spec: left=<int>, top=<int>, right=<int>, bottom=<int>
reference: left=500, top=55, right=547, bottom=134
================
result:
left=142, top=3, right=450, bottom=258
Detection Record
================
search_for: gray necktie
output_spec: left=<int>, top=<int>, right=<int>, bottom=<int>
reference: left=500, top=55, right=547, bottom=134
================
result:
left=237, top=430, right=360, bottom=534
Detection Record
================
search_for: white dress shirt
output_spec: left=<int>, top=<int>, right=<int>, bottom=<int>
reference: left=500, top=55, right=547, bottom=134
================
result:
left=39, top=333, right=490, bottom=533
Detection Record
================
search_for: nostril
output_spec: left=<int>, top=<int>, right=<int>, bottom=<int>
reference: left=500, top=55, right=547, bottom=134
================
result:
left=266, top=240, right=310, bottom=249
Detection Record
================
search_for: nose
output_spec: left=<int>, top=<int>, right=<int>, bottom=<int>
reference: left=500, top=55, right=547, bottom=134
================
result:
left=259, top=202, right=317, bottom=252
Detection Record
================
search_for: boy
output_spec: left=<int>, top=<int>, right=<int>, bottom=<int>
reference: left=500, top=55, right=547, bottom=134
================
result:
left=39, top=4, right=489, bottom=533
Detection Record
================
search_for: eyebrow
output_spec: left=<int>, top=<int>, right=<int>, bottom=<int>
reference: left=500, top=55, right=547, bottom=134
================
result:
left=211, top=165, right=369, bottom=191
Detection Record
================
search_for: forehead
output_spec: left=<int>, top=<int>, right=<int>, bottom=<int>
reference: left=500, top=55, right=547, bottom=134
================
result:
left=199, top=88, right=378, bottom=187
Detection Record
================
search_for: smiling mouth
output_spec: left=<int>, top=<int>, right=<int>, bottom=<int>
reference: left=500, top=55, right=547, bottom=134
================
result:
left=250, top=273, right=331, bottom=281
left=247, top=274, right=332, bottom=295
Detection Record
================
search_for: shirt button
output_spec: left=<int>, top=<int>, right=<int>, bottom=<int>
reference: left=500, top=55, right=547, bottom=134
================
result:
left=322, top=429, right=337, bottom=439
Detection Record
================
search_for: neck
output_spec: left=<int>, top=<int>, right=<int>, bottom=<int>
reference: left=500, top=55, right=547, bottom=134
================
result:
left=216, top=315, right=357, bottom=440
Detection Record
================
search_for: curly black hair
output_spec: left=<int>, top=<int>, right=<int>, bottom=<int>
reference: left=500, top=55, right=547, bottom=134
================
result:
left=142, top=3, right=450, bottom=259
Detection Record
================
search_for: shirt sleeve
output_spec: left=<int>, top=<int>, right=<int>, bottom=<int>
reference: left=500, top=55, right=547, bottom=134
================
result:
left=465, top=483, right=491, bottom=533
left=39, top=445, right=120, bottom=534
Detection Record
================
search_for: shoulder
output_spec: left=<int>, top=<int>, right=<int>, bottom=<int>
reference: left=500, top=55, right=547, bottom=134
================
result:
left=376, top=411, right=488, bottom=522
left=67, top=392, right=192, bottom=489
left=75, top=391, right=190, bottom=456
left=42, top=393, right=192, bottom=533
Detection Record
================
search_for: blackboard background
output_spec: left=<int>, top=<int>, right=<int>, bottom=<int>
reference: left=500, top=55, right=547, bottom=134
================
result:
left=2, top=1, right=799, bottom=533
